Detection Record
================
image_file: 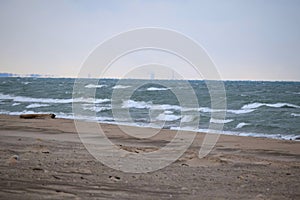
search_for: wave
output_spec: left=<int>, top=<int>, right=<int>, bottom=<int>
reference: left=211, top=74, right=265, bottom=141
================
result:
left=146, top=87, right=169, bottom=91
left=156, top=113, right=181, bottom=121
left=121, top=100, right=255, bottom=115
left=242, top=102, right=300, bottom=110
left=291, top=113, right=300, bottom=117
left=122, top=100, right=182, bottom=110
left=82, top=104, right=111, bottom=112
left=12, top=103, right=20, bottom=106
left=21, top=82, right=30, bottom=85
left=85, top=84, right=105, bottom=88
left=122, top=100, right=151, bottom=109
left=0, top=110, right=53, bottom=116
left=235, top=122, right=250, bottom=129
left=112, top=85, right=131, bottom=89
left=26, top=103, right=50, bottom=108
left=0, top=108, right=298, bottom=141
left=0, top=93, right=110, bottom=104
left=197, top=107, right=213, bottom=113
left=152, top=104, right=181, bottom=110
left=227, top=109, right=255, bottom=114
left=170, top=127, right=298, bottom=141
left=210, top=118, right=234, bottom=124
left=181, top=115, right=196, bottom=123
left=198, top=107, right=254, bottom=114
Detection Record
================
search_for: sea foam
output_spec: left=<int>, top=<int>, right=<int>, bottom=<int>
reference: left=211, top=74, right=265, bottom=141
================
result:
left=291, top=113, right=300, bottom=117
left=26, top=103, right=50, bottom=108
left=85, top=84, right=106, bottom=88
left=122, top=100, right=151, bottom=109
left=235, top=122, right=250, bottom=129
left=146, top=87, right=169, bottom=91
left=112, top=85, right=131, bottom=89
left=82, top=104, right=111, bottom=112
left=156, top=113, right=181, bottom=121
left=242, top=102, right=300, bottom=110
left=0, top=93, right=110, bottom=104
left=210, top=118, right=234, bottom=124
left=181, top=115, right=196, bottom=123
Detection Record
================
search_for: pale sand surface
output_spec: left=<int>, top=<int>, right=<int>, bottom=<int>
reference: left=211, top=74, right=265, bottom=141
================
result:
left=0, top=114, right=299, bottom=199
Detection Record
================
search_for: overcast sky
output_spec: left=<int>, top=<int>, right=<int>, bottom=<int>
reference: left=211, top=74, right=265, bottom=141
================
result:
left=0, top=0, right=299, bottom=80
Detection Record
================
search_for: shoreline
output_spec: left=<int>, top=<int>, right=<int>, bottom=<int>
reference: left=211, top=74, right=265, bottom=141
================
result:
left=0, top=114, right=299, bottom=199
left=1, top=113, right=299, bottom=141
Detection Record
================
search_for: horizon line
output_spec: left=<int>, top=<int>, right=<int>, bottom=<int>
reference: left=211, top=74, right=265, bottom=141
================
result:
left=0, top=72, right=299, bottom=83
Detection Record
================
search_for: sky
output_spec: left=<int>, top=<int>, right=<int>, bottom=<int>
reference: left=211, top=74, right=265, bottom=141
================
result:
left=0, top=0, right=299, bottom=81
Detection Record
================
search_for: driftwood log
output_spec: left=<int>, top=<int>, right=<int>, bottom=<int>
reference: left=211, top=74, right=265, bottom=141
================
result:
left=19, top=114, right=56, bottom=119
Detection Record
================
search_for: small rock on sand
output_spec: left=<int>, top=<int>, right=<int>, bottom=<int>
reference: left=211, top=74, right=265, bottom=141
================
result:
left=6, top=155, right=19, bottom=165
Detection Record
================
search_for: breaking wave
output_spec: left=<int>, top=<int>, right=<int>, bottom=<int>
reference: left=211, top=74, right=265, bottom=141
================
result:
left=0, top=93, right=110, bottom=104
left=235, top=122, right=250, bottom=129
left=146, top=87, right=169, bottom=91
left=85, top=84, right=106, bottom=88
left=210, top=118, right=234, bottom=124
left=242, top=102, right=300, bottom=110
left=122, top=100, right=151, bottom=109
left=291, top=113, right=300, bottom=117
left=156, top=113, right=181, bottom=121
left=112, top=85, right=131, bottom=89
left=26, top=103, right=50, bottom=108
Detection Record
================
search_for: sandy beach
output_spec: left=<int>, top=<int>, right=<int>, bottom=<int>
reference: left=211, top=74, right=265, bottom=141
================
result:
left=0, top=114, right=299, bottom=199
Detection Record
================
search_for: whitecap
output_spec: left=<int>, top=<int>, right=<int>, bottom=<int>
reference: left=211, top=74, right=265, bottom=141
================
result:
left=112, top=85, right=131, bottom=89
left=26, top=103, right=50, bottom=108
left=156, top=113, right=181, bottom=121
left=291, top=113, right=300, bottom=117
left=122, top=100, right=151, bottom=109
left=22, top=82, right=30, bottom=85
left=12, top=103, right=21, bottom=106
left=210, top=118, right=234, bottom=124
left=0, top=93, right=110, bottom=104
left=242, top=102, right=300, bottom=110
left=85, top=84, right=105, bottom=88
left=181, top=115, right=196, bottom=123
left=197, top=107, right=253, bottom=114
left=82, top=104, right=111, bottom=112
left=227, top=109, right=255, bottom=114
left=93, top=98, right=111, bottom=104
left=146, top=87, right=169, bottom=91
left=152, top=104, right=181, bottom=110
left=164, top=110, right=173, bottom=114
left=198, top=107, right=214, bottom=113
left=198, top=107, right=226, bottom=113
left=235, top=122, right=250, bottom=129
left=121, top=100, right=181, bottom=110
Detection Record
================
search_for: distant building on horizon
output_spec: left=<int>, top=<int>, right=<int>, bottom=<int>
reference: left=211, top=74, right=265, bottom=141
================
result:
left=150, top=72, right=155, bottom=80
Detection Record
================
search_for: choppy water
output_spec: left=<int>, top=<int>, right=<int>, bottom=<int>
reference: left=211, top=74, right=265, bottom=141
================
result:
left=0, top=77, right=299, bottom=140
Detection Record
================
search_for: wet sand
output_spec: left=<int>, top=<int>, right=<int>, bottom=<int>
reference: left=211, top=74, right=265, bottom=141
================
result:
left=0, top=114, right=299, bottom=199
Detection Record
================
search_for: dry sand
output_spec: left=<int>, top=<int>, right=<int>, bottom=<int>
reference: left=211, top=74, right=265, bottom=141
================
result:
left=0, top=114, right=299, bottom=199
